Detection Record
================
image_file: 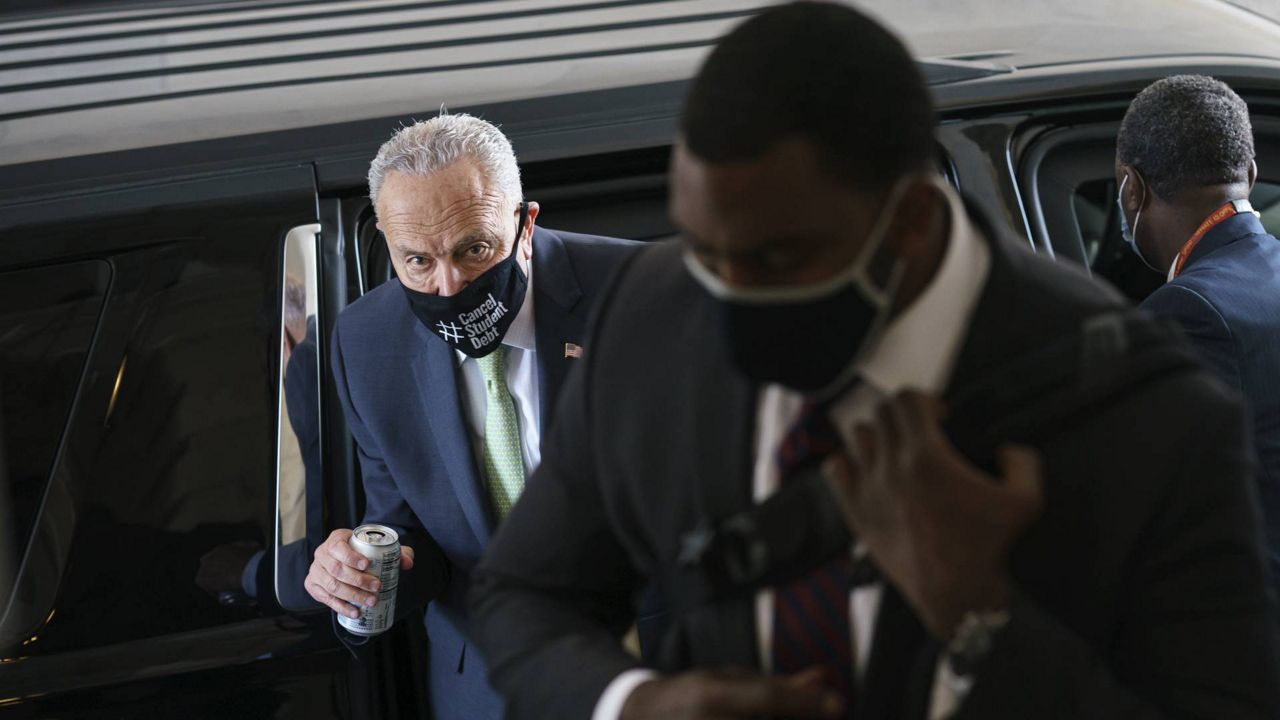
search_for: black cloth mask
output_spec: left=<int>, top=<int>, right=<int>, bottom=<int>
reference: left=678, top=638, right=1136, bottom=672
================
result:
left=402, top=202, right=529, bottom=358
left=683, top=179, right=916, bottom=395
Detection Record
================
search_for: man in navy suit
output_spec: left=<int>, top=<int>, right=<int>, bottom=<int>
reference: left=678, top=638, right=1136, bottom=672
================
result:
left=1117, top=74, right=1280, bottom=585
left=302, top=113, right=641, bottom=719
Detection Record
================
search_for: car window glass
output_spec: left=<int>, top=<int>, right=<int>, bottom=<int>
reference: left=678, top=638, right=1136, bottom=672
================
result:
left=11, top=177, right=313, bottom=656
left=0, top=261, right=108, bottom=594
left=1253, top=181, right=1280, bottom=232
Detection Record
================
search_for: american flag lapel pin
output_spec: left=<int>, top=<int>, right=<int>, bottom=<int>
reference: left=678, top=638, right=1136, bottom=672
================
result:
left=564, top=342, right=583, bottom=359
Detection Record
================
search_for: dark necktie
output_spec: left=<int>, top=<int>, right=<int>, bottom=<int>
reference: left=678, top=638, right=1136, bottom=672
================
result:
left=770, top=398, right=857, bottom=708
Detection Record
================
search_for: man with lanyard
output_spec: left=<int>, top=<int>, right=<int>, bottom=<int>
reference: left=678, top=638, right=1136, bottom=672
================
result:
left=1116, top=74, right=1280, bottom=588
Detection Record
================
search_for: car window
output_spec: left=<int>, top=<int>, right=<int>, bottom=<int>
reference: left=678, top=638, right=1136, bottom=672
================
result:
left=3, top=168, right=318, bottom=656
left=0, top=260, right=109, bottom=588
left=1023, top=119, right=1280, bottom=303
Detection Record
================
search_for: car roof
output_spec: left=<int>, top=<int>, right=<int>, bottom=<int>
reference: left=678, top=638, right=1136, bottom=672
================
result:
left=3, top=0, right=1280, bottom=193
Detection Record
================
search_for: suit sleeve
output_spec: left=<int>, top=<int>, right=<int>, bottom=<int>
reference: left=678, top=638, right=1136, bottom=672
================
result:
left=330, top=318, right=449, bottom=626
left=1141, top=284, right=1242, bottom=391
left=469, top=284, right=646, bottom=720
left=957, top=392, right=1280, bottom=718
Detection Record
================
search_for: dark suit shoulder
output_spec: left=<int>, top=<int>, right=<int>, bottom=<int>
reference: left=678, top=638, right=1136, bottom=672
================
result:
left=545, top=227, right=642, bottom=252
left=601, top=240, right=698, bottom=314
left=1166, top=233, right=1280, bottom=323
left=995, top=233, right=1128, bottom=329
left=331, top=279, right=425, bottom=391
left=542, top=228, right=644, bottom=294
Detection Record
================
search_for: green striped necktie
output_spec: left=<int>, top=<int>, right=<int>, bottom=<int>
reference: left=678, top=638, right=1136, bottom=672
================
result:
left=475, top=346, right=526, bottom=519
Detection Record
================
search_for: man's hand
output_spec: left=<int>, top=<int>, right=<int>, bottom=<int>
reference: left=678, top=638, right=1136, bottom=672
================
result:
left=620, top=667, right=844, bottom=720
left=304, top=528, right=416, bottom=618
left=824, top=390, right=1043, bottom=639
left=195, top=540, right=261, bottom=596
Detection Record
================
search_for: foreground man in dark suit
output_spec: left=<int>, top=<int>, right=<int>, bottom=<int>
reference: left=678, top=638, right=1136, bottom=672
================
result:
left=302, top=113, right=639, bottom=720
left=470, top=4, right=1280, bottom=718
left=1116, top=74, right=1280, bottom=588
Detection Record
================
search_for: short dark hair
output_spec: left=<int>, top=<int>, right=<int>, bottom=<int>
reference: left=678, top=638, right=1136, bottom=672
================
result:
left=680, top=1, right=935, bottom=192
left=1117, top=75, right=1255, bottom=199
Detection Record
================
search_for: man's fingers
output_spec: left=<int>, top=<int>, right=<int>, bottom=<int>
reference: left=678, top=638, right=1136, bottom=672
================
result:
left=325, top=574, right=378, bottom=609
left=852, top=423, right=879, bottom=471
left=318, top=550, right=377, bottom=591
left=325, top=533, right=368, bottom=572
left=311, top=557, right=378, bottom=607
left=401, top=545, right=415, bottom=570
left=822, top=454, right=863, bottom=527
left=305, top=578, right=362, bottom=619
left=783, top=666, right=829, bottom=689
left=707, top=674, right=843, bottom=719
left=875, top=399, right=902, bottom=460
left=895, top=390, right=948, bottom=447
left=332, top=558, right=382, bottom=593
left=997, top=444, right=1045, bottom=524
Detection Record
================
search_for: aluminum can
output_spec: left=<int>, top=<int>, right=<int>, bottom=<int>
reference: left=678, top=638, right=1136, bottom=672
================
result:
left=336, top=524, right=400, bottom=636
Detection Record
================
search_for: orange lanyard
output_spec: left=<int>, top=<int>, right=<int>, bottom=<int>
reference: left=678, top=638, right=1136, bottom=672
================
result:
left=1171, top=199, right=1253, bottom=279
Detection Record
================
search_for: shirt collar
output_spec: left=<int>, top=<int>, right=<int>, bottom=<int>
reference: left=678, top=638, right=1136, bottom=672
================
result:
left=1167, top=203, right=1264, bottom=281
left=856, top=183, right=991, bottom=396
left=455, top=258, right=537, bottom=366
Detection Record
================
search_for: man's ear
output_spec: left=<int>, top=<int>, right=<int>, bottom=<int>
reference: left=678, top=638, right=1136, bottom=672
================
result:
left=524, top=201, right=541, bottom=232
left=890, top=179, right=946, bottom=260
left=1248, top=158, right=1259, bottom=192
left=517, top=201, right=540, bottom=263
left=1117, top=165, right=1146, bottom=212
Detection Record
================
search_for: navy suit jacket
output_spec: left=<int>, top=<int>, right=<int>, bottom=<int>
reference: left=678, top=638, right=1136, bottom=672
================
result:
left=1142, top=212, right=1280, bottom=584
left=330, top=227, right=641, bottom=720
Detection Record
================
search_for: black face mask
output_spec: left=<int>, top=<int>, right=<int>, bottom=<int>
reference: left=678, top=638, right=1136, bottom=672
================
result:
left=718, top=282, right=887, bottom=394
left=402, top=203, right=529, bottom=358
left=682, top=179, right=914, bottom=396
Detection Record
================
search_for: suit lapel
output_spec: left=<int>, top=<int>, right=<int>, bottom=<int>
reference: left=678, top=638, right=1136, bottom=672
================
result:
left=410, top=319, right=492, bottom=547
left=862, top=204, right=1022, bottom=717
left=692, top=297, right=759, bottom=666
left=530, top=227, right=585, bottom=429
left=855, top=585, right=933, bottom=720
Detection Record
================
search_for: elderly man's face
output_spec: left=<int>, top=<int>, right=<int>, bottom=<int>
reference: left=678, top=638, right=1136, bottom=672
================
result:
left=377, top=158, right=535, bottom=296
left=670, top=136, right=885, bottom=289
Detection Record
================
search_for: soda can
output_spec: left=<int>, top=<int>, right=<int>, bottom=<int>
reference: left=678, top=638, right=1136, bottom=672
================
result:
left=337, top=524, right=401, bottom=636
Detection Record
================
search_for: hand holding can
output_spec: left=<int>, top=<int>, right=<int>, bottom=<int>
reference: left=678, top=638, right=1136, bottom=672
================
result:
left=336, top=525, right=402, bottom=635
left=305, top=526, right=413, bottom=629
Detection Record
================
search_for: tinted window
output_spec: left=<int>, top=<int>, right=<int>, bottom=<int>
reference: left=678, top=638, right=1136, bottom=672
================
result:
left=0, top=261, right=108, bottom=573
left=8, top=172, right=317, bottom=655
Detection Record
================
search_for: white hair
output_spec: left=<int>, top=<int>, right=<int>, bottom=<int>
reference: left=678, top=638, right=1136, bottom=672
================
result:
left=367, top=112, right=523, bottom=208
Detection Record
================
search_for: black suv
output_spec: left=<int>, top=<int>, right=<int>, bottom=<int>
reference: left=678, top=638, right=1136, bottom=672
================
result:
left=2, top=1, right=1279, bottom=717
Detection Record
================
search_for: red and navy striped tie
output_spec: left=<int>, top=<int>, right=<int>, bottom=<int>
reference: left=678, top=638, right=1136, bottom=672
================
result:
left=770, top=399, right=856, bottom=708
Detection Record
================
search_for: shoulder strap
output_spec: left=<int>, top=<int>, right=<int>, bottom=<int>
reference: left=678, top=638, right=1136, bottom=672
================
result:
left=945, top=310, right=1201, bottom=468
left=672, top=310, right=1202, bottom=614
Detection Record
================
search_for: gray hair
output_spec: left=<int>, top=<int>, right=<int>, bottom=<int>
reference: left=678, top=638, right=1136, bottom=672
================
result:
left=367, top=113, right=523, bottom=208
left=1118, top=75, right=1255, bottom=199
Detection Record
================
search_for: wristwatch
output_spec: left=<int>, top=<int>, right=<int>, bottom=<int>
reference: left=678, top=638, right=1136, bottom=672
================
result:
left=946, top=608, right=1010, bottom=678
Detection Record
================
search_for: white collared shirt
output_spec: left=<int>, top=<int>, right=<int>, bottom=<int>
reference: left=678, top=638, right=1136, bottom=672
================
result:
left=455, top=262, right=541, bottom=478
left=593, top=184, right=991, bottom=720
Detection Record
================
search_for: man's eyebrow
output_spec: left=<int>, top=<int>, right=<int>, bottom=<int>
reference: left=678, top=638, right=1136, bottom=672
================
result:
left=446, top=232, right=496, bottom=254
left=393, top=241, right=431, bottom=257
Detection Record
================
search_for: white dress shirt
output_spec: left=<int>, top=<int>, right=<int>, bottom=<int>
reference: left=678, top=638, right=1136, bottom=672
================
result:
left=593, top=184, right=990, bottom=720
left=455, top=262, right=541, bottom=478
